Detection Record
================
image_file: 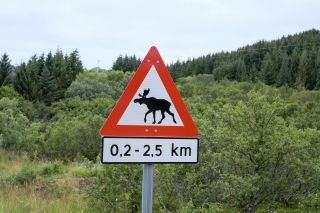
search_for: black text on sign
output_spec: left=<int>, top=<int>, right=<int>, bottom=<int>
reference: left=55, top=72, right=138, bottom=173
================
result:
left=102, top=137, right=199, bottom=163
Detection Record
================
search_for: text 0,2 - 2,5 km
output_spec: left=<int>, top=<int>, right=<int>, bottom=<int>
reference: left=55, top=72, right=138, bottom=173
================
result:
left=101, top=137, right=198, bottom=163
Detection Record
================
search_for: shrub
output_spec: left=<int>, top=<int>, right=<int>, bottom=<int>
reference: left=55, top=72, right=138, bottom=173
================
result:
left=9, top=167, right=37, bottom=184
left=65, top=71, right=133, bottom=100
left=85, top=165, right=141, bottom=212
left=45, top=113, right=104, bottom=161
left=38, top=161, right=63, bottom=177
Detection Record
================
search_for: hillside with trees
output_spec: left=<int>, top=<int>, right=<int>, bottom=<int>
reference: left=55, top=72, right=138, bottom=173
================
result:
left=168, top=29, right=320, bottom=89
left=0, top=30, right=320, bottom=212
left=112, top=29, right=320, bottom=90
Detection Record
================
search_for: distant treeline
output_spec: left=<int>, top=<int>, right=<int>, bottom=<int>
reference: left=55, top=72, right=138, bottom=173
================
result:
left=1, top=29, right=320, bottom=107
left=0, top=50, right=83, bottom=104
left=112, top=29, right=320, bottom=90
left=168, top=29, right=320, bottom=89
left=112, top=54, right=141, bottom=72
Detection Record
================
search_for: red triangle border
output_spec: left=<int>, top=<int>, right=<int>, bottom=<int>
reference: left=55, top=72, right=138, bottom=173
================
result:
left=100, top=46, right=198, bottom=138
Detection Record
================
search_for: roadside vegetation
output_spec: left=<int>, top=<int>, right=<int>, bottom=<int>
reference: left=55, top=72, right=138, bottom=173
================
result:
left=0, top=30, right=320, bottom=212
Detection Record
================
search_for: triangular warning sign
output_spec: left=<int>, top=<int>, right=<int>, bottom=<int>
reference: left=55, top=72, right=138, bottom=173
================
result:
left=100, top=46, right=198, bottom=137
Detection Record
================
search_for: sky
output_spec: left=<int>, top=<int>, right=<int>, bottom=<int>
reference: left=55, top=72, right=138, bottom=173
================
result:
left=0, top=0, right=320, bottom=69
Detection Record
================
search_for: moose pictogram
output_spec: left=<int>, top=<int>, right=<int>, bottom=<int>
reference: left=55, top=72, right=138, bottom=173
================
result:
left=134, top=89, right=177, bottom=124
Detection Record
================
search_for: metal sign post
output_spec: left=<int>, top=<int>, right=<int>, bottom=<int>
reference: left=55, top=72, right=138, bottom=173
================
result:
left=142, top=164, right=154, bottom=213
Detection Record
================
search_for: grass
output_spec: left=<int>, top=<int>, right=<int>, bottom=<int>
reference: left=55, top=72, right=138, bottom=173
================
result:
left=0, top=150, right=102, bottom=213
left=0, top=184, right=89, bottom=213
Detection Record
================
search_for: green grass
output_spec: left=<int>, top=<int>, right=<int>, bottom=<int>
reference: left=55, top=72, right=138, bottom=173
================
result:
left=0, top=184, right=89, bottom=213
left=0, top=150, right=98, bottom=213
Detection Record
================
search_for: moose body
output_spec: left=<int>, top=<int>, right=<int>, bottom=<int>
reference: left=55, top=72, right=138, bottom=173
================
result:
left=134, top=89, right=177, bottom=124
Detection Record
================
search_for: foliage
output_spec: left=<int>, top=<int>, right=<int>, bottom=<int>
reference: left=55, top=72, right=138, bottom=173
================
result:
left=0, top=53, right=13, bottom=86
left=38, top=161, right=64, bottom=177
left=0, top=86, right=22, bottom=100
left=168, top=29, right=320, bottom=89
left=85, top=165, right=142, bottom=213
left=0, top=97, right=44, bottom=156
left=80, top=73, right=320, bottom=212
left=14, top=50, right=83, bottom=104
left=8, top=167, right=37, bottom=185
left=1, top=33, right=320, bottom=212
left=65, top=71, right=133, bottom=100
left=51, top=97, right=115, bottom=119
left=0, top=153, right=91, bottom=213
left=42, top=182, right=73, bottom=199
left=112, top=54, right=141, bottom=72
left=45, top=113, right=104, bottom=161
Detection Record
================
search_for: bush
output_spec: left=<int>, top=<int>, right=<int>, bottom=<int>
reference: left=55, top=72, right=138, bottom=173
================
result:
left=0, top=97, right=43, bottom=156
left=85, top=165, right=142, bottom=212
left=38, top=161, right=63, bottom=177
left=45, top=113, right=104, bottom=161
left=65, top=71, right=133, bottom=100
left=9, top=167, right=37, bottom=185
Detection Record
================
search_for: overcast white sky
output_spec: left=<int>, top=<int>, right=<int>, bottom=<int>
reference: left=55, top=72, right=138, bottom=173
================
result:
left=0, top=0, right=319, bottom=69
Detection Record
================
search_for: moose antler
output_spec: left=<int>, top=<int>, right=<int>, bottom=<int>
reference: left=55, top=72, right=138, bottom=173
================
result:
left=142, top=88, right=150, bottom=97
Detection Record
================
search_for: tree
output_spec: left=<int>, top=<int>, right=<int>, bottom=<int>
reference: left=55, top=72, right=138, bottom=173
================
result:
left=249, top=63, right=259, bottom=82
left=65, top=49, right=83, bottom=86
left=205, top=92, right=319, bottom=212
left=40, top=66, right=61, bottom=104
left=0, top=97, right=43, bottom=155
left=261, top=53, right=277, bottom=85
left=0, top=53, right=13, bottom=86
left=235, top=58, right=248, bottom=81
left=112, top=54, right=141, bottom=72
left=304, top=49, right=318, bottom=90
left=45, top=113, right=104, bottom=161
left=276, top=52, right=291, bottom=86
left=297, top=50, right=311, bottom=88
left=166, top=29, right=320, bottom=89
left=14, top=62, right=38, bottom=101
left=65, top=71, right=133, bottom=100
left=316, top=49, right=320, bottom=89
left=13, top=49, right=84, bottom=104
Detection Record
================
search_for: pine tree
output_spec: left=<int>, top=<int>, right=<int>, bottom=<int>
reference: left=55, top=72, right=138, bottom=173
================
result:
left=315, top=49, right=320, bottom=89
left=52, top=50, right=67, bottom=99
left=112, top=54, right=140, bottom=72
left=40, top=66, right=61, bottom=104
left=235, top=59, right=247, bottom=81
left=45, top=52, right=54, bottom=72
left=66, top=49, right=83, bottom=86
left=14, top=63, right=37, bottom=100
left=297, top=50, right=311, bottom=88
left=249, top=64, right=258, bottom=82
left=290, top=47, right=300, bottom=84
left=261, top=53, right=276, bottom=85
left=0, top=53, right=13, bottom=86
left=276, top=53, right=290, bottom=86
left=305, top=49, right=317, bottom=90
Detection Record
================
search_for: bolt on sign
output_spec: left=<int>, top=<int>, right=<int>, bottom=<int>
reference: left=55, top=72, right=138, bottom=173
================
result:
left=100, top=46, right=199, bottom=164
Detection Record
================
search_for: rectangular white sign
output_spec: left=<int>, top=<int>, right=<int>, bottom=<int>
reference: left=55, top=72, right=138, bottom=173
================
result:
left=102, top=137, right=199, bottom=164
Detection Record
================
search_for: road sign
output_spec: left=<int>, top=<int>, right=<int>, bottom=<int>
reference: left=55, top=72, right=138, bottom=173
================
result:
left=102, top=137, right=199, bottom=163
left=100, top=46, right=198, bottom=138
left=100, top=46, right=199, bottom=164
left=100, top=46, right=199, bottom=213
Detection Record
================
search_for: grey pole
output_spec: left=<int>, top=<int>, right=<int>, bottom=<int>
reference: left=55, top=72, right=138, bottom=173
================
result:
left=142, top=164, right=154, bottom=213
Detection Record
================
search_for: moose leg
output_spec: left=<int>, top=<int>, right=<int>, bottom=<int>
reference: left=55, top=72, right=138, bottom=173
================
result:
left=158, top=110, right=165, bottom=124
left=144, top=110, right=152, bottom=123
left=152, top=111, right=156, bottom=124
left=166, top=109, right=177, bottom=124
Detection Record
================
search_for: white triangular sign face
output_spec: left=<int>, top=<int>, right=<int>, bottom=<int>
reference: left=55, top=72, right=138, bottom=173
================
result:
left=118, top=66, right=183, bottom=126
